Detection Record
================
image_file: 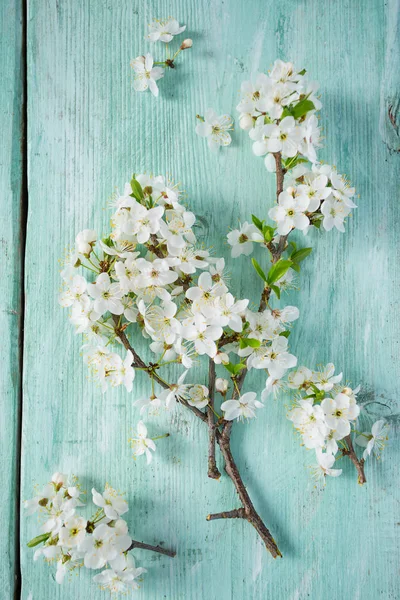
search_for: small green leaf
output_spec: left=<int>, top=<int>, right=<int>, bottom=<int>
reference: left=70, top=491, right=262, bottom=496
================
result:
left=270, top=284, right=281, bottom=299
left=279, top=330, right=290, bottom=338
left=101, top=236, right=113, bottom=248
left=252, top=258, right=268, bottom=283
left=291, top=263, right=301, bottom=273
left=298, top=68, right=307, bottom=76
left=267, top=259, right=292, bottom=284
left=225, top=362, right=246, bottom=376
left=251, top=214, right=263, bottom=231
left=130, top=177, right=144, bottom=202
left=27, top=533, right=51, bottom=548
left=239, top=337, right=261, bottom=349
left=291, top=247, right=312, bottom=263
left=291, top=99, right=315, bottom=120
left=280, top=106, right=294, bottom=119
left=262, top=225, right=275, bottom=243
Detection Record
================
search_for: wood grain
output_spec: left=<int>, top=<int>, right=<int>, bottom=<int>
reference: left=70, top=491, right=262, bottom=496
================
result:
left=16, top=0, right=400, bottom=598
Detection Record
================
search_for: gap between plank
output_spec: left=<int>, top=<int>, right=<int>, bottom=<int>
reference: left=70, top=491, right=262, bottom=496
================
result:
left=14, top=0, right=28, bottom=597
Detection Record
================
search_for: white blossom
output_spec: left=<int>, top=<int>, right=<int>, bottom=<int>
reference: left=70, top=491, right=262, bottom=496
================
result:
left=129, top=421, right=157, bottom=464
left=131, top=54, right=164, bottom=97
left=221, top=392, right=263, bottom=421
left=355, top=420, right=389, bottom=460
left=195, top=109, right=234, bottom=150
left=147, top=18, right=186, bottom=43
left=92, top=485, right=128, bottom=520
left=227, top=222, right=263, bottom=258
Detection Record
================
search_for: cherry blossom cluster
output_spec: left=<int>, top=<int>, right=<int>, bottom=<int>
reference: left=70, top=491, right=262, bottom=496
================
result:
left=131, top=18, right=192, bottom=97
left=286, top=365, right=389, bottom=484
left=236, top=59, right=357, bottom=234
left=59, top=173, right=302, bottom=423
left=25, top=473, right=148, bottom=593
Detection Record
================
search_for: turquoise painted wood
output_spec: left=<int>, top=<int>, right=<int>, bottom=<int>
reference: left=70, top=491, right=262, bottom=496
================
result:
left=0, top=0, right=23, bottom=597
left=17, top=0, right=400, bottom=598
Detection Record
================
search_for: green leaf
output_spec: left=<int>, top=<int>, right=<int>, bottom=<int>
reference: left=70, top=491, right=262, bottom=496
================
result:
left=101, top=236, right=113, bottom=248
left=291, top=263, right=300, bottom=273
left=279, top=330, right=290, bottom=338
left=267, top=259, right=292, bottom=284
left=251, top=214, right=263, bottom=231
left=291, top=99, right=315, bottom=120
left=280, top=106, right=294, bottom=119
left=283, top=155, right=309, bottom=171
left=239, top=337, right=261, bottom=349
left=270, top=284, right=281, bottom=299
left=27, top=533, right=51, bottom=548
left=130, top=177, right=144, bottom=202
left=251, top=258, right=267, bottom=283
left=225, top=362, right=246, bottom=376
left=312, top=217, right=322, bottom=229
left=262, top=225, right=275, bottom=243
left=298, top=68, right=307, bottom=76
left=291, top=247, right=312, bottom=263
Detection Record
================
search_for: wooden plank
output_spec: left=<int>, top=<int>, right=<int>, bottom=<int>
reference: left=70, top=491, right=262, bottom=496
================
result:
left=0, top=0, right=24, bottom=597
left=22, top=1, right=400, bottom=598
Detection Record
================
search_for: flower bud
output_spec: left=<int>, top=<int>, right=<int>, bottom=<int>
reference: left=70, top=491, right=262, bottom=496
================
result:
left=216, top=378, right=228, bottom=393
left=239, top=113, right=253, bottom=130
left=180, top=38, right=193, bottom=50
left=341, top=386, right=352, bottom=396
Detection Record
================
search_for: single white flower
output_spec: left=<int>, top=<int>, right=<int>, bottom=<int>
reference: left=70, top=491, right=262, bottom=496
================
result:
left=188, top=384, right=209, bottom=408
left=355, top=419, right=389, bottom=460
left=261, top=375, right=286, bottom=400
left=129, top=421, right=157, bottom=464
left=227, top=222, right=263, bottom=258
left=330, top=171, right=357, bottom=208
left=76, top=229, right=97, bottom=255
left=311, top=449, right=342, bottom=484
left=159, top=370, right=190, bottom=408
left=221, top=392, right=263, bottom=421
left=59, top=275, right=88, bottom=308
left=130, top=54, right=164, bottom=97
left=296, top=173, right=331, bottom=213
left=88, top=273, right=124, bottom=316
left=268, top=189, right=309, bottom=235
left=287, top=366, right=313, bottom=390
left=321, top=392, right=360, bottom=437
left=252, top=117, right=301, bottom=158
left=106, top=350, right=135, bottom=392
left=321, top=196, right=351, bottom=232
left=91, top=485, right=128, bottom=520
left=312, top=363, right=342, bottom=392
left=195, top=109, right=233, bottom=150
left=147, top=18, right=186, bottom=43
left=79, top=523, right=131, bottom=570
left=58, top=515, right=87, bottom=548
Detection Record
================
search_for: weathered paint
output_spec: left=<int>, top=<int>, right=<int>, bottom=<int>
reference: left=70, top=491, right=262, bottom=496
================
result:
left=4, top=0, right=399, bottom=598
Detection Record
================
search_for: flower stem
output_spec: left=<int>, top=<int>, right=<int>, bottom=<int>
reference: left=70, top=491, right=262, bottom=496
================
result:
left=128, top=540, right=175, bottom=558
left=207, top=359, right=221, bottom=480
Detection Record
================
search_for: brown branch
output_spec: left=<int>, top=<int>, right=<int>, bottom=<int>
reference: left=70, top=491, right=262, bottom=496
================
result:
left=207, top=359, right=221, bottom=479
left=112, top=315, right=207, bottom=423
left=128, top=540, right=176, bottom=558
left=216, top=429, right=281, bottom=557
left=342, top=435, right=367, bottom=485
left=113, top=320, right=280, bottom=556
left=207, top=508, right=246, bottom=520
